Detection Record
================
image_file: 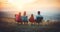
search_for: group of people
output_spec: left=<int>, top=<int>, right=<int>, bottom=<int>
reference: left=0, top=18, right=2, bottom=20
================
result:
left=15, top=11, right=43, bottom=25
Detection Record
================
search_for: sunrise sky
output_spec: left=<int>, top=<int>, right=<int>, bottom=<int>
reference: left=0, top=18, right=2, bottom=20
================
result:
left=0, top=0, right=60, bottom=21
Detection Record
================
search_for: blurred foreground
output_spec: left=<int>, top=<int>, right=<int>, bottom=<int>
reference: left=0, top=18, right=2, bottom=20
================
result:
left=0, top=17, right=60, bottom=32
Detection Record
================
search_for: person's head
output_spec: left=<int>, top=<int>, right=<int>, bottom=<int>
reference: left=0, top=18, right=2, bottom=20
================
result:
left=19, top=12, right=21, bottom=16
left=24, top=11, right=26, bottom=16
left=31, top=14, right=34, bottom=17
left=38, top=11, right=40, bottom=15
left=15, top=14, right=17, bottom=17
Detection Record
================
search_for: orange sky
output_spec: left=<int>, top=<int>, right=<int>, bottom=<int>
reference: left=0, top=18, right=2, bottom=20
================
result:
left=0, top=0, right=60, bottom=12
left=0, top=0, right=60, bottom=21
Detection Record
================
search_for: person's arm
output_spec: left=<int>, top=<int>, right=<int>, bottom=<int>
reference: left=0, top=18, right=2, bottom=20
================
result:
left=41, top=16, right=43, bottom=20
left=15, top=14, right=16, bottom=21
left=26, top=16, right=28, bottom=21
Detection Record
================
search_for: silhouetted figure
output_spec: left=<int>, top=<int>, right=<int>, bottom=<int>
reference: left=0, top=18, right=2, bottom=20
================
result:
left=36, top=11, right=43, bottom=24
left=15, top=12, right=22, bottom=24
left=22, top=11, right=28, bottom=24
left=29, top=14, right=35, bottom=24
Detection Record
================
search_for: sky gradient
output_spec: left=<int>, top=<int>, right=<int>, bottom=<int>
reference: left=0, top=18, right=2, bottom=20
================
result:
left=0, top=0, right=60, bottom=21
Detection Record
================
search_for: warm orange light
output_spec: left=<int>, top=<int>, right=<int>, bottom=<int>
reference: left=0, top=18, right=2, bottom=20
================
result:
left=7, top=0, right=37, bottom=10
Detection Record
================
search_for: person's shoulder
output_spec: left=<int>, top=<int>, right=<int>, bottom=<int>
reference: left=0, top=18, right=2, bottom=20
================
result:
left=36, top=15, right=40, bottom=16
left=22, top=16, right=27, bottom=18
left=36, top=15, right=43, bottom=17
left=24, top=16, right=28, bottom=17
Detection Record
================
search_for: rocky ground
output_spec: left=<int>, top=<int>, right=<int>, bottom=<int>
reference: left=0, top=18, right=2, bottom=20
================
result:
left=0, top=18, right=60, bottom=32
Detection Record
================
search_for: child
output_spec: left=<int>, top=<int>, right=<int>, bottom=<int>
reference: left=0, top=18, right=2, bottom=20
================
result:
left=15, top=12, right=22, bottom=24
left=29, top=14, right=35, bottom=24
left=22, top=11, right=28, bottom=24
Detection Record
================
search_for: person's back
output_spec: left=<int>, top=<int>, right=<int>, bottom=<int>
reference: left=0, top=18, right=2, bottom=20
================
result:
left=29, top=14, right=35, bottom=23
left=22, top=11, right=28, bottom=24
left=15, top=14, right=19, bottom=21
left=22, top=16, right=28, bottom=22
left=19, top=12, right=22, bottom=22
left=15, top=12, right=22, bottom=24
left=36, top=11, right=43, bottom=23
left=36, top=15, right=43, bottom=23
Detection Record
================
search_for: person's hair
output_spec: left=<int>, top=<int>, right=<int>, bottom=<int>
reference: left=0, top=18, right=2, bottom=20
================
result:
left=19, top=12, right=21, bottom=16
left=24, top=11, right=26, bottom=16
left=19, top=12, right=21, bottom=14
left=31, top=14, right=33, bottom=16
left=38, top=11, right=40, bottom=15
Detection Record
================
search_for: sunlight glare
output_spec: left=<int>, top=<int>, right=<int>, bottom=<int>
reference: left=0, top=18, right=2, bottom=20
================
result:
left=7, top=0, right=36, bottom=10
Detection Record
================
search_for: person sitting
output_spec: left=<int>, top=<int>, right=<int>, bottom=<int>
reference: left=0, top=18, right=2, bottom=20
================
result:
left=29, top=14, right=35, bottom=25
left=36, top=11, right=43, bottom=24
left=22, top=11, right=28, bottom=24
left=15, top=12, right=22, bottom=24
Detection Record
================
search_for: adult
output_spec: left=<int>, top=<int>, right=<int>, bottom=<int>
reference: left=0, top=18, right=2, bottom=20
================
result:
left=36, top=11, right=43, bottom=24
